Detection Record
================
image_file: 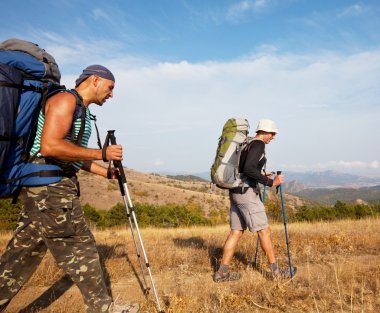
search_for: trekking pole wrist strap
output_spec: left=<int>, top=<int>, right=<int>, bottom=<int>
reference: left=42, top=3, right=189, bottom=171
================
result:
left=107, top=162, right=112, bottom=179
left=102, top=145, right=108, bottom=162
left=102, top=132, right=110, bottom=162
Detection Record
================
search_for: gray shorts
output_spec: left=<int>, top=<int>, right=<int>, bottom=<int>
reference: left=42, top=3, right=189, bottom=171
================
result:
left=229, top=188, right=269, bottom=232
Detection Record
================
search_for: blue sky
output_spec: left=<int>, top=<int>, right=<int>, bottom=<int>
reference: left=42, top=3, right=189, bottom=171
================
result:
left=1, top=0, right=380, bottom=177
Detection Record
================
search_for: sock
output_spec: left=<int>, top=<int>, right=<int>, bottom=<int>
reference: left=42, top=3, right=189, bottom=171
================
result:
left=218, top=264, right=229, bottom=274
left=270, top=262, right=279, bottom=274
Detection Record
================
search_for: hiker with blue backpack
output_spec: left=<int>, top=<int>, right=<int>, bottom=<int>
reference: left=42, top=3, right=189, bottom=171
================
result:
left=211, top=119, right=296, bottom=282
left=0, top=39, right=139, bottom=313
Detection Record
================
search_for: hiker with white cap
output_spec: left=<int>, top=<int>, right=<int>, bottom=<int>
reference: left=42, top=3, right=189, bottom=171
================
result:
left=214, top=119, right=295, bottom=282
left=0, top=65, right=140, bottom=313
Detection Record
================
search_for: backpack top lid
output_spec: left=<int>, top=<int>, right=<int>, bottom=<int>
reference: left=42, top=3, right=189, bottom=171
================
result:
left=0, top=38, right=61, bottom=85
left=222, top=117, right=249, bottom=135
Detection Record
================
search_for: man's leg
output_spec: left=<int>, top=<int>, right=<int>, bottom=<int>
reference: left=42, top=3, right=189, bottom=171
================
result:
left=214, top=230, right=243, bottom=282
left=231, top=189, right=283, bottom=277
left=214, top=191, right=247, bottom=282
left=258, top=227, right=297, bottom=278
left=258, top=226, right=296, bottom=278
left=22, top=179, right=113, bottom=313
left=257, top=227, right=276, bottom=264
left=220, top=230, right=244, bottom=266
left=0, top=210, right=47, bottom=312
left=39, top=200, right=112, bottom=313
left=257, top=227, right=280, bottom=275
left=46, top=235, right=112, bottom=313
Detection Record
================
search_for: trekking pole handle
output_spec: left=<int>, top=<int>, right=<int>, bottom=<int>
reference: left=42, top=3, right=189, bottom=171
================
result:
left=276, top=170, right=282, bottom=193
left=107, top=130, right=127, bottom=185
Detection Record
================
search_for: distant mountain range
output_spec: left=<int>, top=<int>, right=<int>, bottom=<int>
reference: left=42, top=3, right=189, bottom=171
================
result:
left=183, top=170, right=380, bottom=189
left=294, top=185, right=380, bottom=205
left=166, top=174, right=208, bottom=182
left=187, top=171, right=380, bottom=189
left=160, top=170, right=380, bottom=205
left=283, top=170, right=380, bottom=189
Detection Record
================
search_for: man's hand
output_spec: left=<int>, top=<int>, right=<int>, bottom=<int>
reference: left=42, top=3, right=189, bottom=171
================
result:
left=109, top=167, right=121, bottom=179
left=106, top=144, right=123, bottom=161
left=272, top=174, right=284, bottom=187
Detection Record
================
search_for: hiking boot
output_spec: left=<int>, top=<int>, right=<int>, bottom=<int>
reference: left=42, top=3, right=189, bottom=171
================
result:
left=271, top=266, right=297, bottom=279
left=109, top=302, right=140, bottom=313
left=213, top=271, right=241, bottom=283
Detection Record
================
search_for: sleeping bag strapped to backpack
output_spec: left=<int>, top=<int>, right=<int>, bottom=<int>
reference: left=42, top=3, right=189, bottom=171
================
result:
left=0, top=38, right=63, bottom=197
left=210, top=118, right=254, bottom=189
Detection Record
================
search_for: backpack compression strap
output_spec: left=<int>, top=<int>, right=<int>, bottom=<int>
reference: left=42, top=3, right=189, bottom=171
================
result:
left=0, top=135, right=17, bottom=141
left=0, top=169, right=64, bottom=184
left=0, top=81, right=47, bottom=144
left=0, top=81, right=46, bottom=93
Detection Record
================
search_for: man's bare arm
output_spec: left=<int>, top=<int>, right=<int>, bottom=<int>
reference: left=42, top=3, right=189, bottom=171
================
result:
left=40, top=92, right=122, bottom=161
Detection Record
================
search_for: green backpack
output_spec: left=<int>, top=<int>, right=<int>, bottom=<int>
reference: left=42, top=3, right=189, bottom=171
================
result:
left=210, top=118, right=253, bottom=189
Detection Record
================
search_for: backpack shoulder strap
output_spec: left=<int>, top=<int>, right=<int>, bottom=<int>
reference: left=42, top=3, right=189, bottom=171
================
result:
left=47, top=88, right=86, bottom=146
left=65, top=89, right=102, bottom=150
left=67, top=89, right=86, bottom=146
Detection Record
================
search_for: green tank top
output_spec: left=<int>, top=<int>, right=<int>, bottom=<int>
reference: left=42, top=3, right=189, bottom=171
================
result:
left=30, top=107, right=92, bottom=172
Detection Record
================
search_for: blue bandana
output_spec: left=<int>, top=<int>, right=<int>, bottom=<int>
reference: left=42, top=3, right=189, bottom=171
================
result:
left=75, top=64, right=115, bottom=87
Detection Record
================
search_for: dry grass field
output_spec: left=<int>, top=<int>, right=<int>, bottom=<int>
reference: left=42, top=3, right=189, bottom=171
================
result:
left=1, top=218, right=379, bottom=312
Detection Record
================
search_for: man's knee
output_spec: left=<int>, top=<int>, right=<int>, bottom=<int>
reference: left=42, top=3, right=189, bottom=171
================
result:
left=258, top=227, right=271, bottom=239
left=229, top=229, right=244, bottom=240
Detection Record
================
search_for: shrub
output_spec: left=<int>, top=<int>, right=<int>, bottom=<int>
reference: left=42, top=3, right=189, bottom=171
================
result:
left=83, top=203, right=101, bottom=226
left=0, top=199, right=22, bottom=230
left=293, top=201, right=380, bottom=222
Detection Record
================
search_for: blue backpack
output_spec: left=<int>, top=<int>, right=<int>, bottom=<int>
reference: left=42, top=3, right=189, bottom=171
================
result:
left=0, top=38, right=64, bottom=198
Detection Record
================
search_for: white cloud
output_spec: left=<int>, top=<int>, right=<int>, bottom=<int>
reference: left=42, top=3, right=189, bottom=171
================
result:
left=23, top=32, right=143, bottom=72
left=92, top=8, right=112, bottom=22
left=62, top=47, right=380, bottom=173
left=226, top=0, right=271, bottom=22
left=315, top=160, right=380, bottom=170
left=338, top=4, right=369, bottom=18
left=153, top=159, right=165, bottom=167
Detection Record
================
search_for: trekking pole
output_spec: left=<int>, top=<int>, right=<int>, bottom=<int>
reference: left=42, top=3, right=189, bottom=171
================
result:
left=105, top=132, right=149, bottom=295
left=105, top=130, right=165, bottom=313
left=252, top=185, right=266, bottom=268
left=276, top=170, right=294, bottom=278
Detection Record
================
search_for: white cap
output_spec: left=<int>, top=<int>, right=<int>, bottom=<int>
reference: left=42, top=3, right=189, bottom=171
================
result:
left=256, top=119, right=278, bottom=133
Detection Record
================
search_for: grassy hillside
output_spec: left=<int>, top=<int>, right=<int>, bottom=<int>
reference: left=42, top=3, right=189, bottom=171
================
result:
left=1, top=218, right=379, bottom=312
left=77, top=167, right=306, bottom=214
left=2, top=167, right=378, bottom=231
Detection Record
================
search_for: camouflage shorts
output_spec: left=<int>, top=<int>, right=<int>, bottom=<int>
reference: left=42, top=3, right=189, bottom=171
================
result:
left=0, top=177, right=112, bottom=313
left=20, top=176, right=88, bottom=238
